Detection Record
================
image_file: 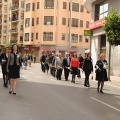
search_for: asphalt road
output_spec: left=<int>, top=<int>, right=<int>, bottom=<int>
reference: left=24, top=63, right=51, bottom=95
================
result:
left=0, top=63, right=120, bottom=120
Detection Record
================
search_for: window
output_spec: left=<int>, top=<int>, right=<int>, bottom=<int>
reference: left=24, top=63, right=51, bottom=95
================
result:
left=72, top=3, right=79, bottom=12
left=37, top=2, right=40, bottom=9
left=86, top=21, right=89, bottom=28
left=79, top=35, right=83, bottom=42
left=45, top=0, right=54, bottom=9
left=95, top=2, right=108, bottom=20
left=32, top=18, right=34, bottom=26
left=36, top=17, right=39, bottom=25
left=20, top=35, right=23, bottom=42
left=25, top=18, right=30, bottom=27
left=62, top=18, right=66, bottom=25
left=21, top=1, right=24, bottom=8
left=80, top=5, right=84, bottom=12
left=62, top=33, right=65, bottom=40
left=25, top=33, right=29, bottom=41
left=3, top=26, right=7, bottom=33
left=63, top=2, right=67, bottom=9
left=71, top=34, right=78, bottom=43
left=36, top=33, right=38, bottom=40
left=72, top=18, right=78, bottom=27
left=44, top=16, right=54, bottom=25
left=32, top=3, right=35, bottom=11
left=43, top=32, right=53, bottom=41
left=26, top=3, right=30, bottom=12
left=4, top=5, right=7, bottom=13
left=4, top=15, right=7, bottom=23
left=31, top=33, right=34, bottom=41
left=80, top=20, right=83, bottom=27
left=3, top=36, right=6, bottom=44
left=21, top=25, right=23, bottom=30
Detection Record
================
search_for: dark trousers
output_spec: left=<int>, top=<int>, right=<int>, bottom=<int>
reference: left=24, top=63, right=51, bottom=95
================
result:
left=77, top=69, right=81, bottom=78
left=84, top=71, right=90, bottom=86
left=64, top=67, right=69, bottom=80
left=3, top=74, right=8, bottom=86
left=56, top=69, right=62, bottom=80
left=52, top=67, right=56, bottom=77
left=41, top=63, right=45, bottom=72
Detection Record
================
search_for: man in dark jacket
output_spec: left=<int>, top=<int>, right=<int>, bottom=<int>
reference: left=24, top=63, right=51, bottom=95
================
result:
left=40, top=52, right=46, bottom=72
left=63, top=53, right=71, bottom=81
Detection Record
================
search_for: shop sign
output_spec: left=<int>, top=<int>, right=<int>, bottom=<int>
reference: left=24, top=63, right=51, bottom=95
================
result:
left=84, top=30, right=93, bottom=36
left=89, top=19, right=105, bottom=30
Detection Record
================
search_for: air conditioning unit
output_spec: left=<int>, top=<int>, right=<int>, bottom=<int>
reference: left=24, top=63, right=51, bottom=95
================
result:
left=26, top=24, right=28, bottom=26
left=47, top=22, right=51, bottom=25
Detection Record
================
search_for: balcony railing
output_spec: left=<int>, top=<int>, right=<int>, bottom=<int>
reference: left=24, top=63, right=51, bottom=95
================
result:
left=11, top=6, right=19, bottom=10
left=11, top=17, right=18, bottom=21
left=10, top=40, right=17, bottom=43
left=11, top=28, right=18, bottom=32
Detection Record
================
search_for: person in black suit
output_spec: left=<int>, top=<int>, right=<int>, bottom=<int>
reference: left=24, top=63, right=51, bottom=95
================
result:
left=40, top=52, right=46, bottom=72
left=1, top=47, right=9, bottom=87
left=63, top=53, right=71, bottom=81
left=83, top=52, right=93, bottom=87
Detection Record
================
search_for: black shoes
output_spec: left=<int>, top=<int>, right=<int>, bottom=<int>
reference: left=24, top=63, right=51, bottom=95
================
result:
left=13, top=93, right=16, bottom=95
left=100, top=90, right=104, bottom=94
left=9, top=91, right=12, bottom=94
left=9, top=91, right=16, bottom=95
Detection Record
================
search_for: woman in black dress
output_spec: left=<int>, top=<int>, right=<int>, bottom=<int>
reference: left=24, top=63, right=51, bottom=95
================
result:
left=7, top=44, right=22, bottom=95
left=1, top=47, right=9, bottom=87
left=83, top=52, right=93, bottom=87
left=95, top=53, right=108, bottom=93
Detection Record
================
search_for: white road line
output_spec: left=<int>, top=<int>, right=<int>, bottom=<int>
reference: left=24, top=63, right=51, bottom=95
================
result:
left=50, top=79, right=60, bottom=84
left=91, top=97, right=120, bottom=113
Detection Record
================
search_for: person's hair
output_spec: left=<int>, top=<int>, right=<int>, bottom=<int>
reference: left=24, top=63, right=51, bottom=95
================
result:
left=11, top=44, right=19, bottom=53
left=74, top=53, right=77, bottom=57
left=87, top=52, right=91, bottom=58
left=100, top=53, right=105, bottom=58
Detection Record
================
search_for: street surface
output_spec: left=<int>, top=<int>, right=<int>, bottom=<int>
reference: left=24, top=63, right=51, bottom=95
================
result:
left=0, top=63, right=120, bottom=120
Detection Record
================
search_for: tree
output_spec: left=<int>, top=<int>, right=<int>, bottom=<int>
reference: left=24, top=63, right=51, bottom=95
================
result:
left=103, top=8, right=120, bottom=80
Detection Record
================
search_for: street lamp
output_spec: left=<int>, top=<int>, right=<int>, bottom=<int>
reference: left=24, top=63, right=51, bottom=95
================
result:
left=67, top=0, right=72, bottom=53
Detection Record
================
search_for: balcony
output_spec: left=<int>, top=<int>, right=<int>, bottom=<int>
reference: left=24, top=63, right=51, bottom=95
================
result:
left=11, top=28, right=18, bottom=33
left=10, top=40, right=17, bottom=43
left=11, top=5, right=19, bottom=11
left=11, top=17, right=19, bottom=22
left=84, top=0, right=96, bottom=11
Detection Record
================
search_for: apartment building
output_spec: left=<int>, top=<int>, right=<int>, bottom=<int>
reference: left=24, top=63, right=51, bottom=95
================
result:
left=0, top=0, right=8, bottom=45
left=0, top=0, right=24, bottom=46
left=24, top=0, right=91, bottom=57
left=84, top=0, right=120, bottom=77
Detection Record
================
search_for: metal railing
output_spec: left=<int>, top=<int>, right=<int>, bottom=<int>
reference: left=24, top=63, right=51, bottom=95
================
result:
left=11, top=6, right=19, bottom=10
left=10, top=40, right=17, bottom=43
left=11, top=28, right=18, bottom=32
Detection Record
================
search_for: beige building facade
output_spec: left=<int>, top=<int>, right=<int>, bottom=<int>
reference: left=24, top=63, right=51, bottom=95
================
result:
left=24, top=0, right=91, bottom=57
left=0, top=0, right=24, bottom=46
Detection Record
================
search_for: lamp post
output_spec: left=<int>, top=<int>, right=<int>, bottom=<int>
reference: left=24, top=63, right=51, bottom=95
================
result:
left=67, top=0, right=72, bottom=53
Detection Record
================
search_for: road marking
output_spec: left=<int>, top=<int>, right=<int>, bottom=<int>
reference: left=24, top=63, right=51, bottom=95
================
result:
left=50, top=79, right=60, bottom=84
left=91, top=97, right=120, bottom=113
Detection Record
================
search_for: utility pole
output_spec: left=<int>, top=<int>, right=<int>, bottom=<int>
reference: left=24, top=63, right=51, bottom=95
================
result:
left=68, top=0, right=72, bottom=53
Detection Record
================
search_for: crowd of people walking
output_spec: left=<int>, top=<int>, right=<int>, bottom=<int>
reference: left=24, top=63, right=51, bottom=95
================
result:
left=40, top=51, right=108, bottom=94
left=0, top=45, right=108, bottom=95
